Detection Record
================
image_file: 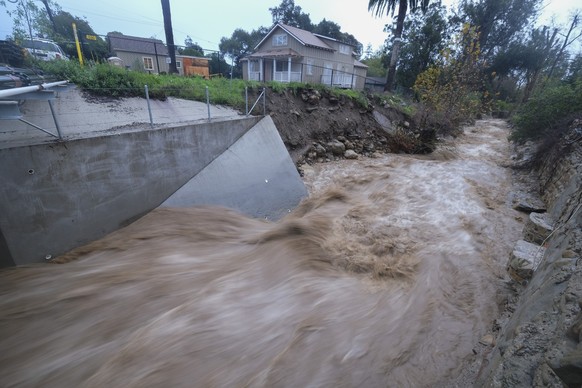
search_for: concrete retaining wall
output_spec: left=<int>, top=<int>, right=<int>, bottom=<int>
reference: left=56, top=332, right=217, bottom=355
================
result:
left=161, top=116, right=308, bottom=220
left=0, top=115, right=307, bottom=267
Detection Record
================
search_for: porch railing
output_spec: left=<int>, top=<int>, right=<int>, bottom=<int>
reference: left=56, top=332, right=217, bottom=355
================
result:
left=249, top=72, right=261, bottom=81
left=273, top=71, right=302, bottom=83
left=247, top=61, right=381, bottom=90
left=332, top=73, right=354, bottom=88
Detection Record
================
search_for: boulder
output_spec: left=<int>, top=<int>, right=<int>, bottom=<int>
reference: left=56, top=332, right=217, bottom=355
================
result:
left=523, top=212, right=554, bottom=245
left=344, top=150, right=358, bottom=159
left=513, top=195, right=547, bottom=213
left=479, top=334, right=496, bottom=346
left=313, top=143, right=327, bottom=157
left=507, top=240, right=546, bottom=283
left=327, top=140, right=346, bottom=156
left=364, top=142, right=376, bottom=152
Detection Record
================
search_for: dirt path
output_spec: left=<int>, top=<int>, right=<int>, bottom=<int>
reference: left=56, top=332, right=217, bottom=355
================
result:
left=0, top=119, right=523, bottom=387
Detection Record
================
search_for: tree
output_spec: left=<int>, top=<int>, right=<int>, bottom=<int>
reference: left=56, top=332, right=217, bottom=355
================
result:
left=219, top=27, right=268, bottom=78
left=368, top=0, right=430, bottom=91
left=269, top=0, right=312, bottom=30
left=414, top=24, right=485, bottom=130
left=313, top=19, right=363, bottom=58
left=457, top=0, right=540, bottom=59
left=1, top=0, right=108, bottom=61
left=361, top=49, right=388, bottom=77
left=206, top=51, right=229, bottom=77
left=1, top=0, right=46, bottom=41
left=396, top=2, right=449, bottom=89
left=178, top=36, right=204, bottom=57
left=160, top=0, right=178, bottom=74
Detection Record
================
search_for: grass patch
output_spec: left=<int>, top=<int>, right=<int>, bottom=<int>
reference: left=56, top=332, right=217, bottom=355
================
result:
left=37, top=61, right=373, bottom=111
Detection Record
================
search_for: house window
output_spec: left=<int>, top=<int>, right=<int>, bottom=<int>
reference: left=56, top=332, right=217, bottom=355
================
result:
left=306, top=59, right=313, bottom=75
left=273, top=34, right=288, bottom=46
left=143, top=57, right=154, bottom=70
left=176, top=61, right=182, bottom=69
left=339, top=44, right=351, bottom=55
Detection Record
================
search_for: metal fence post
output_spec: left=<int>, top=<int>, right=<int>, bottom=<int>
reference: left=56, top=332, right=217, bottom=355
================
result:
left=144, top=84, right=153, bottom=128
left=206, top=86, right=211, bottom=121
left=262, top=87, right=266, bottom=116
left=245, top=87, right=248, bottom=116
left=47, top=100, right=63, bottom=139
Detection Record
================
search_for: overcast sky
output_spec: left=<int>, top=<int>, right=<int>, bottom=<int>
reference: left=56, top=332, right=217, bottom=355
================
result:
left=0, top=0, right=578, bottom=54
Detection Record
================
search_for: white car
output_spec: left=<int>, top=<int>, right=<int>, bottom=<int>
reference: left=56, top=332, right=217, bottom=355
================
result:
left=21, top=38, right=68, bottom=61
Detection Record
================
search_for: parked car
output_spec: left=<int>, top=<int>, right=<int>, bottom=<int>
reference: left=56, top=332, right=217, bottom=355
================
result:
left=21, top=38, right=68, bottom=61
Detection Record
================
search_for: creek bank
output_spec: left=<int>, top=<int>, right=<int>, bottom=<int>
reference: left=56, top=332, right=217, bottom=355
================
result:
left=248, top=87, right=437, bottom=165
left=475, top=119, right=582, bottom=387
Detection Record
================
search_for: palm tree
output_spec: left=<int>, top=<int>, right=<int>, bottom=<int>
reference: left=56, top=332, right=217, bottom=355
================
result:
left=369, top=0, right=430, bottom=91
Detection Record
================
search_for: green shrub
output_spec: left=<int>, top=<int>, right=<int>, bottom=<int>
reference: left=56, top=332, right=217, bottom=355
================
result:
left=511, top=79, right=582, bottom=140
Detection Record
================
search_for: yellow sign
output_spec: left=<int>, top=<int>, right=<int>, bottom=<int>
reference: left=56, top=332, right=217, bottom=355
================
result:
left=85, top=34, right=97, bottom=41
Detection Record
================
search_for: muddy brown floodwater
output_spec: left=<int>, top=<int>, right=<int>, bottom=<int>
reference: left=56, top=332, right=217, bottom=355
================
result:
left=0, top=119, right=523, bottom=387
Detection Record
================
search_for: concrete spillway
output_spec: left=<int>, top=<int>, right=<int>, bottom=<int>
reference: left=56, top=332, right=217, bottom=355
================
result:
left=0, top=116, right=307, bottom=266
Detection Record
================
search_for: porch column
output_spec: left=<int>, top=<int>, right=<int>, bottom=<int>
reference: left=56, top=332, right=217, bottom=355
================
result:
left=260, top=59, right=264, bottom=82
left=287, top=57, right=291, bottom=82
left=247, top=60, right=251, bottom=80
left=273, top=58, right=276, bottom=81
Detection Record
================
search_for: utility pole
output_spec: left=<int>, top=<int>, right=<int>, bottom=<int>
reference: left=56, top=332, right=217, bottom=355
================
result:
left=40, top=0, right=57, bottom=33
left=160, top=0, right=178, bottom=74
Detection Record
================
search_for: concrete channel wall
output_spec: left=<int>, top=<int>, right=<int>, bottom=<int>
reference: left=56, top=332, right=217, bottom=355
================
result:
left=0, top=116, right=307, bottom=266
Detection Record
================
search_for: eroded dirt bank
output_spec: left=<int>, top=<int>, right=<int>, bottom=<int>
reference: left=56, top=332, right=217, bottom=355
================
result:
left=475, top=121, right=582, bottom=387
left=0, top=120, right=524, bottom=386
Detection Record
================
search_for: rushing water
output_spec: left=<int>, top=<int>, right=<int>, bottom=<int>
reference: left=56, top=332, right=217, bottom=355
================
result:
left=0, top=119, right=523, bottom=387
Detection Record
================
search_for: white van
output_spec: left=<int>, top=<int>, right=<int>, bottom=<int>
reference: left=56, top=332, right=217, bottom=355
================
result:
left=21, top=38, right=68, bottom=61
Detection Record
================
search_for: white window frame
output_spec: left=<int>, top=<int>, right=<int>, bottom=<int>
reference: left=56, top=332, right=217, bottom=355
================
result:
left=339, top=44, right=351, bottom=55
left=273, top=34, right=288, bottom=46
left=143, top=56, right=154, bottom=71
left=176, top=60, right=182, bottom=69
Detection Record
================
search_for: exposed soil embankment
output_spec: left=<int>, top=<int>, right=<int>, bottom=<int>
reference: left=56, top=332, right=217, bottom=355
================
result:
left=248, top=87, right=435, bottom=164
left=475, top=120, right=582, bottom=387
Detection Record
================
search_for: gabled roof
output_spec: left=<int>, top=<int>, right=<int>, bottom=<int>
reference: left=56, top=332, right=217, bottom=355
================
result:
left=354, top=59, right=368, bottom=68
left=255, top=23, right=334, bottom=52
left=107, top=33, right=168, bottom=56
left=314, top=34, right=357, bottom=47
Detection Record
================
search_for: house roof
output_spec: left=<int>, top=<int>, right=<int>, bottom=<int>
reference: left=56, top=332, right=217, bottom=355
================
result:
left=108, top=33, right=168, bottom=56
left=314, top=34, right=357, bottom=47
left=255, top=23, right=334, bottom=51
left=354, top=59, right=368, bottom=68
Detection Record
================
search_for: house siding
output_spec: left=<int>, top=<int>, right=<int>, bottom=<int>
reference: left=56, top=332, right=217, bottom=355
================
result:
left=115, top=50, right=169, bottom=74
left=245, top=24, right=367, bottom=89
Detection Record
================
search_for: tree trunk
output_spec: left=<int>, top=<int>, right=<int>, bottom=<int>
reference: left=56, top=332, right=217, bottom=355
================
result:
left=161, top=0, right=178, bottom=74
left=547, top=14, right=579, bottom=80
left=385, top=0, right=408, bottom=92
